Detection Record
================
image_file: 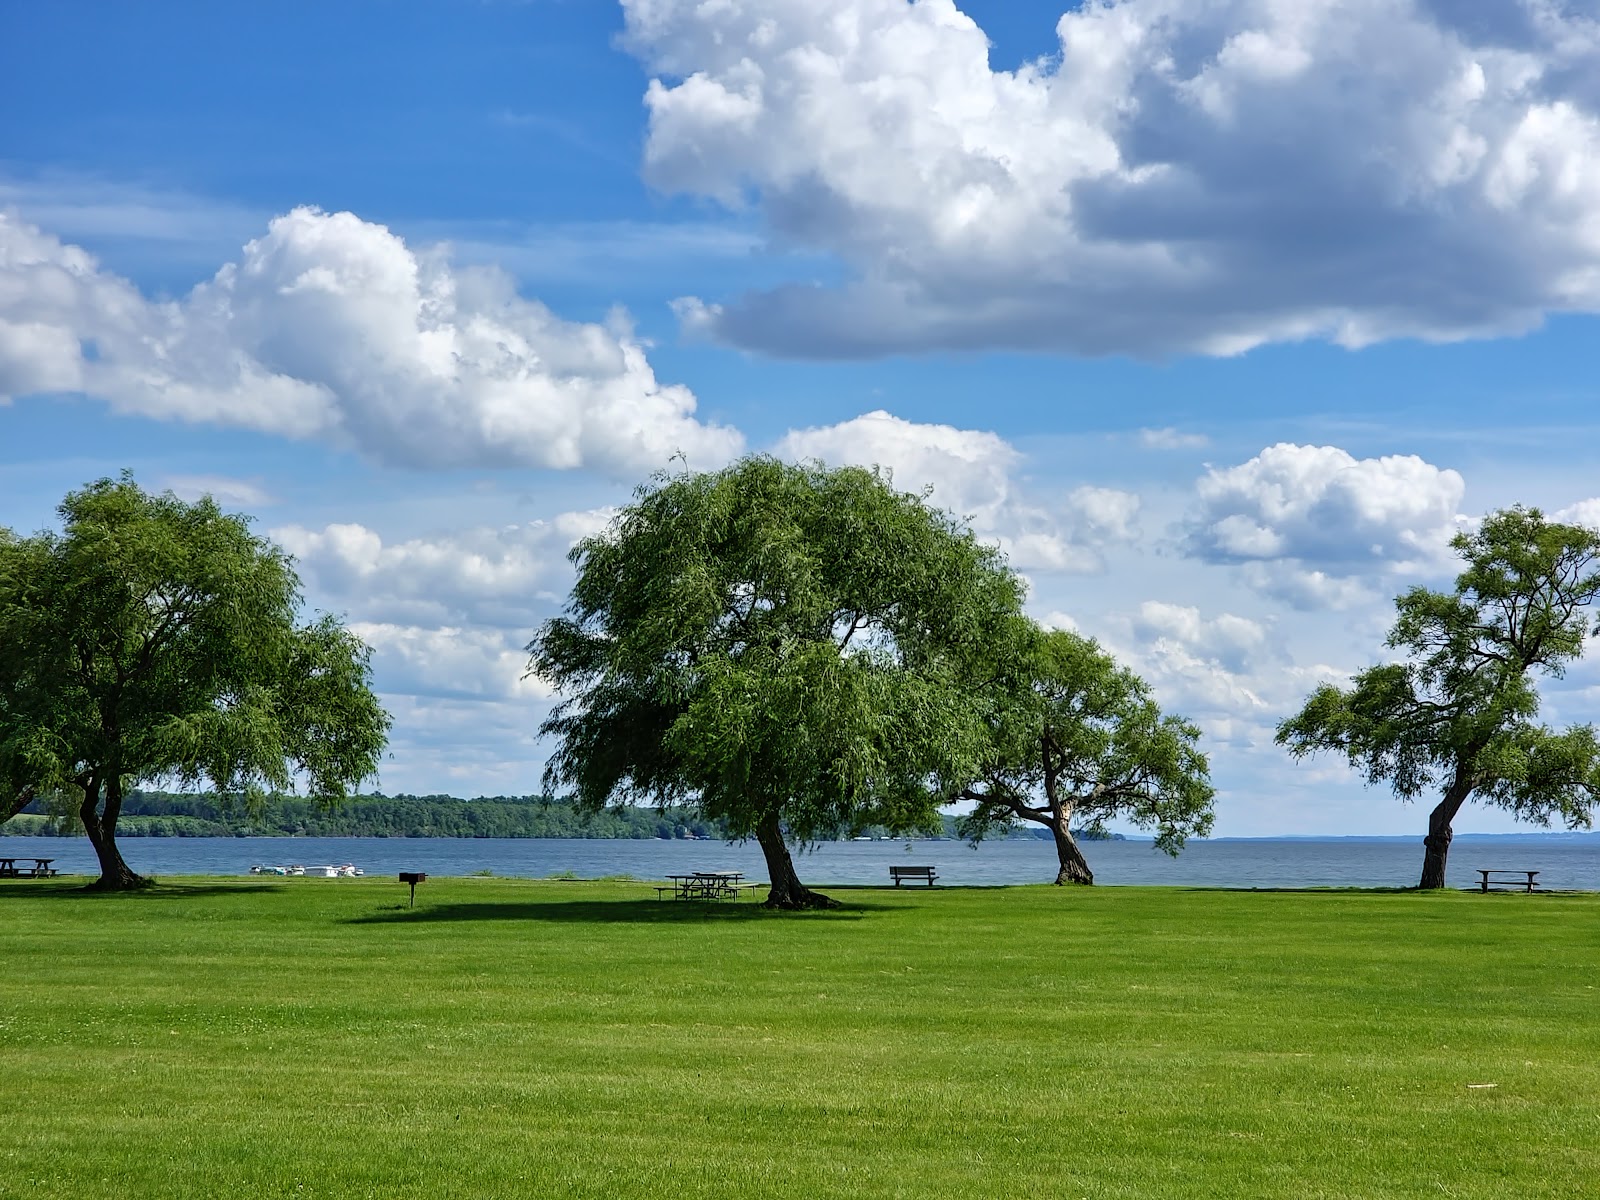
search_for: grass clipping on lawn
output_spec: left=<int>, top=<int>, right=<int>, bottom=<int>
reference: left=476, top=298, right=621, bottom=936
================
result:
left=2, top=878, right=1596, bottom=1198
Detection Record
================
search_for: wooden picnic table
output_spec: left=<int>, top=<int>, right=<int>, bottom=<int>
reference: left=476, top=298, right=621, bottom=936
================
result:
left=659, top=872, right=750, bottom=901
left=0, top=857, right=57, bottom=878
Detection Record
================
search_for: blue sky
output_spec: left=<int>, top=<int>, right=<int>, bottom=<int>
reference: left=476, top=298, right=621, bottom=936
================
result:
left=4, top=0, right=1599, bottom=835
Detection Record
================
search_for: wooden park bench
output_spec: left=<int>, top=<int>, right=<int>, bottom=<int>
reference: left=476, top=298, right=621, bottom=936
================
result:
left=1476, top=869, right=1540, bottom=893
left=889, top=865, right=938, bottom=887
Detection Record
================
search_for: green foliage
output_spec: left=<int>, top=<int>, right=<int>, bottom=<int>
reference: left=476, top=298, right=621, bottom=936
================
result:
left=530, top=457, right=1027, bottom=848
left=3, top=789, right=733, bottom=840
left=1278, top=507, right=1600, bottom=881
left=958, top=625, right=1214, bottom=857
left=0, top=474, right=391, bottom=884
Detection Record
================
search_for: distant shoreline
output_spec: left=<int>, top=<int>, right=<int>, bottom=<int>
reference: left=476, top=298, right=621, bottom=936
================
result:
left=4, top=828, right=1594, bottom=843
left=6, top=790, right=1592, bottom=843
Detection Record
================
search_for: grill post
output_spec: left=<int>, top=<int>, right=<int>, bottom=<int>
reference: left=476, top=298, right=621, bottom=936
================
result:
left=398, top=871, right=427, bottom=907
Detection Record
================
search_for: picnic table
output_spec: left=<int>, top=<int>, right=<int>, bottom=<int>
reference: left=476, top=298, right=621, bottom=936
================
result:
left=0, top=857, right=57, bottom=878
left=658, top=872, right=755, bottom=901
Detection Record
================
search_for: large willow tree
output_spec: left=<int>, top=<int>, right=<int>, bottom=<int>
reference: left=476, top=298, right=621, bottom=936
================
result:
left=0, top=475, right=391, bottom=889
left=528, top=457, right=1027, bottom=909
left=956, top=626, right=1213, bottom=885
left=1278, top=507, right=1600, bottom=889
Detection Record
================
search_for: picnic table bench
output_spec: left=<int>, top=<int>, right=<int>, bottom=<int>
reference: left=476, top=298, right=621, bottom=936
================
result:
left=0, top=857, right=57, bottom=878
left=889, top=865, right=938, bottom=887
left=1476, top=869, right=1540, bottom=893
left=657, top=872, right=760, bottom=901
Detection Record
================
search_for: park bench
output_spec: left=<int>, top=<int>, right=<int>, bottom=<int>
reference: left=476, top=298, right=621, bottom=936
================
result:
left=1476, top=869, right=1540, bottom=893
left=889, top=865, right=938, bottom=887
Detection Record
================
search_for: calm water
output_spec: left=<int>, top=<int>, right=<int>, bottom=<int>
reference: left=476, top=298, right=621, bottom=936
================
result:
left=5, top=834, right=1600, bottom=890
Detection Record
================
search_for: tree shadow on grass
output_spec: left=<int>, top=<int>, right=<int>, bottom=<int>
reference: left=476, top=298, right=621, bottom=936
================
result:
left=1168, top=885, right=1420, bottom=894
left=345, top=898, right=896, bottom=926
left=0, top=880, right=287, bottom=899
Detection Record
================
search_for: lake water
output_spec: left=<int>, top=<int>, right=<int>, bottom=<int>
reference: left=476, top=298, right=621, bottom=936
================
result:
left=5, top=833, right=1600, bottom=890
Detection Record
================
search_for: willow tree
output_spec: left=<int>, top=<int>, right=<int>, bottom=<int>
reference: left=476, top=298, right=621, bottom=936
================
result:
left=956, top=625, right=1213, bottom=884
left=1278, top=507, right=1600, bottom=889
left=528, top=457, right=1027, bottom=909
left=0, top=475, right=391, bottom=889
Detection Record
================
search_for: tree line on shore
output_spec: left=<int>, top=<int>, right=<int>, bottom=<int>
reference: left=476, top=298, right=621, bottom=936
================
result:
left=3, top=791, right=730, bottom=841
left=4, top=465, right=1598, bottom=900
left=2, top=789, right=1083, bottom=842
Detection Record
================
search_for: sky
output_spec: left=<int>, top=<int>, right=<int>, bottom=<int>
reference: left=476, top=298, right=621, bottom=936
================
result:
left=3, top=0, right=1600, bottom=837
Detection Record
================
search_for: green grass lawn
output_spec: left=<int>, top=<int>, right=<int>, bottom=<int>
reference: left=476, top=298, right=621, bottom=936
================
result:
left=2, top=877, right=1597, bottom=1199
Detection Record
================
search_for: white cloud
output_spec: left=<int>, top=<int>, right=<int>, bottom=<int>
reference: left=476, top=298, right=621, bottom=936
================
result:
left=1102, top=600, right=1348, bottom=757
left=352, top=622, right=552, bottom=703
left=1236, top=562, right=1383, bottom=612
left=1139, top=427, right=1209, bottom=450
left=0, top=207, right=742, bottom=472
left=1555, top=497, right=1600, bottom=530
left=372, top=693, right=550, bottom=796
left=272, top=509, right=619, bottom=710
left=1132, top=601, right=1273, bottom=676
left=1183, top=443, right=1467, bottom=605
left=275, top=509, right=611, bottom=630
left=622, top=0, right=1600, bottom=357
left=159, top=474, right=275, bottom=508
left=1040, top=610, right=1079, bottom=633
left=1119, top=601, right=1274, bottom=723
left=774, top=409, right=1139, bottom=571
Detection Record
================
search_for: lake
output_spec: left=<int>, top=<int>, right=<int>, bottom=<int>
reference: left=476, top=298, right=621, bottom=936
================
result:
left=5, top=833, right=1600, bottom=890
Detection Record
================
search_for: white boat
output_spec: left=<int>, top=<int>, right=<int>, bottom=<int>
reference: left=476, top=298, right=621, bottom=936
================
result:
left=303, top=865, right=340, bottom=878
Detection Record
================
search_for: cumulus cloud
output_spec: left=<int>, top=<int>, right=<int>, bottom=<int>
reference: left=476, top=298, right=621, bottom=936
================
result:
left=774, top=409, right=1139, bottom=570
left=1133, top=601, right=1274, bottom=676
left=373, top=693, right=553, bottom=795
left=1105, top=600, right=1347, bottom=754
left=1123, top=604, right=1275, bottom=721
left=1183, top=443, right=1467, bottom=605
left=274, top=511, right=618, bottom=704
left=1040, top=610, right=1080, bottom=633
left=0, top=207, right=742, bottom=471
left=1555, top=497, right=1600, bottom=530
left=274, top=509, right=612, bottom=630
left=623, top=0, right=1600, bottom=357
left=352, top=622, right=553, bottom=703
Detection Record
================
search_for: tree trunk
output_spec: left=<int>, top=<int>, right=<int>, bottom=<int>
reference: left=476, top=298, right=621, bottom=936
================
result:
left=79, top=775, right=149, bottom=891
left=755, top=813, right=838, bottom=910
left=1051, top=823, right=1094, bottom=885
left=1418, top=771, right=1474, bottom=890
left=1043, top=744, right=1093, bottom=885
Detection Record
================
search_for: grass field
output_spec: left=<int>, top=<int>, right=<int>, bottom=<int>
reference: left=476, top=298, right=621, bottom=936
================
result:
left=2, top=877, right=1597, bottom=1199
